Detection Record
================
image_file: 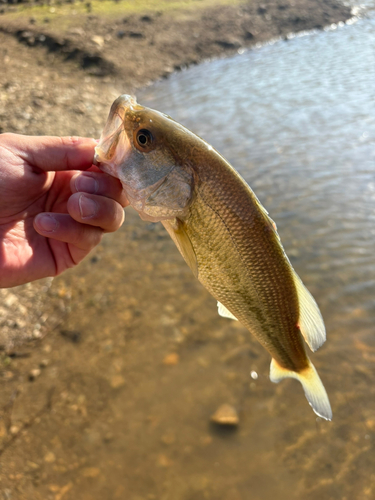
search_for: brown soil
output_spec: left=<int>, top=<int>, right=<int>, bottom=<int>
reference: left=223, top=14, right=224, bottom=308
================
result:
left=0, top=0, right=350, bottom=137
left=0, top=1, right=352, bottom=499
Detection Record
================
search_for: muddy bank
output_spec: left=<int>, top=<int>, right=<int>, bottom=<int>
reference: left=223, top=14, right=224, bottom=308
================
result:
left=0, top=0, right=351, bottom=93
left=0, top=1, right=354, bottom=499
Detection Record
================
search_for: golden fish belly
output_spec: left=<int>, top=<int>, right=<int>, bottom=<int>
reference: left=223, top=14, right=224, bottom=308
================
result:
left=182, top=184, right=308, bottom=373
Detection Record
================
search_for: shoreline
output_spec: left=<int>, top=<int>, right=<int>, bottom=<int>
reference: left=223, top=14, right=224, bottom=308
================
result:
left=0, top=0, right=352, bottom=90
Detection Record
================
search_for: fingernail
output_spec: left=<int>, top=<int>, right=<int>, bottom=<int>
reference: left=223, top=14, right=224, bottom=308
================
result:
left=79, top=194, right=98, bottom=219
left=35, top=214, right=58, bottom=233
left=75, top=174, right=99, bottom=194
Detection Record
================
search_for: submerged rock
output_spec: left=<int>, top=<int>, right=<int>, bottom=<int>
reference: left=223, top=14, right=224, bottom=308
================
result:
left=210, top=404, right=239, bottom=426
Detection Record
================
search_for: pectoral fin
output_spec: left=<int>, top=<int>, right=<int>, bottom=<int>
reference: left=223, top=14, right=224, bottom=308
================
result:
left=217, top=302, right=238, bottom=321
left=162, top=219, right=198, bottom=278
left=270, top=358, right=332, bottom=421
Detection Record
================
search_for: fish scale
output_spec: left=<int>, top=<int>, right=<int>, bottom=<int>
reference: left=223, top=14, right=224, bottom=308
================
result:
left=186, top=188, right=303, bottom=368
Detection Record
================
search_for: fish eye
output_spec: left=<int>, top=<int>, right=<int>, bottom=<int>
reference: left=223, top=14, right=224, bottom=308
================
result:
left=136, top=129, right=153, bottom=148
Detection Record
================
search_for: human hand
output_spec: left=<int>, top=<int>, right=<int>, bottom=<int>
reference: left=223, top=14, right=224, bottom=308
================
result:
left=0, top=133, right=128, bottom=288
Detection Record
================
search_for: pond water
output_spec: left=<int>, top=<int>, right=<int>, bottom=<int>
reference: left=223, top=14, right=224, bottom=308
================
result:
left=132, top=5, right=375, bottom=498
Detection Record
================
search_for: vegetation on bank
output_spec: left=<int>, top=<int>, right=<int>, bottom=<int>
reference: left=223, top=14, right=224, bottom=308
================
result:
left=2, top=0, right=245, bottom=28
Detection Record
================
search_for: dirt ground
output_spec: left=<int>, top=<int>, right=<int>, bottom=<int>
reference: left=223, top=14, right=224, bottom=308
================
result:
left=0, top=1, right=352, bottom=499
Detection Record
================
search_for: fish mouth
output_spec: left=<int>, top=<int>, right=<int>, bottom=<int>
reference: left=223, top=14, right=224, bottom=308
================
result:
left=94, top=94, right=139, bottom=176
left=94, top=111, right=124, bottom=173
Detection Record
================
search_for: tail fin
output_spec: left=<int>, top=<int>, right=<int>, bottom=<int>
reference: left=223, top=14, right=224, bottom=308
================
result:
left=270, top=358, right=332, bottom=421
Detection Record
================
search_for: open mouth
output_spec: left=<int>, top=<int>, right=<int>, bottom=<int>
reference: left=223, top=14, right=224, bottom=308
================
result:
left=94, top=94, right=141, bottom=176
left=94, top=110, right=125, bottom=167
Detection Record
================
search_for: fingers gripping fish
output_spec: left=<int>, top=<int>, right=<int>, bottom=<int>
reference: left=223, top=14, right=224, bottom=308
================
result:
left=94, top=95, right=332, bottom=421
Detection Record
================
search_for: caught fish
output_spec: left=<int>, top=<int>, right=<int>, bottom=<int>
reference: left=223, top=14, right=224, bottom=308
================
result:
left=94, top=95, right=332, bottom=420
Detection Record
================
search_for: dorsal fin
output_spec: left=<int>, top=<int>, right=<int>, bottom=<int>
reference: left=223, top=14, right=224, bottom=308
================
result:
left=217, top=302, right=238, bottom=321
left=253, top=193, right=281, bottom=241
left=293, top=271, right=326, bottom=352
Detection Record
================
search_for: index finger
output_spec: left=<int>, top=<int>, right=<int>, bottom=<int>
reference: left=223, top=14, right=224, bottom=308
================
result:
left=2, top=133, right=97, bottom=172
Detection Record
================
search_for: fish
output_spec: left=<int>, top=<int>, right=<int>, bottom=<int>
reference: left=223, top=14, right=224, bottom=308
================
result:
left=94, top=94, right=332, bottom=421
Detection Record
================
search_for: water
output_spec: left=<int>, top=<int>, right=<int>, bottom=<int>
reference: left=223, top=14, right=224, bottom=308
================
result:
left=136, top=8, right=375, bottom=499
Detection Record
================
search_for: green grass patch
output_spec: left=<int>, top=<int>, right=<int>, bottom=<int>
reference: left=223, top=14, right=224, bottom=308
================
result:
left=3, top=0, right=246, bottom=30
